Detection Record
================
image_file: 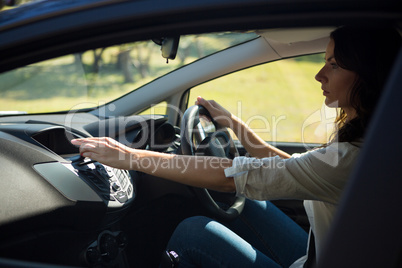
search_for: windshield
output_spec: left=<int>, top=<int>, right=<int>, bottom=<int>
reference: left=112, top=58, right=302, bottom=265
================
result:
left=0, top=32, right=257, bottom=115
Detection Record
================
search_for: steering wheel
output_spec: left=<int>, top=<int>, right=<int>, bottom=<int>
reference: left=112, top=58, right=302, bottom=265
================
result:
left=180, top=105, right=245, bottom=221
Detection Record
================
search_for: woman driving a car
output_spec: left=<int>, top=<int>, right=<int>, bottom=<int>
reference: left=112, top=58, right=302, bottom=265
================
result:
left=72, top=26, right=401, bottom=267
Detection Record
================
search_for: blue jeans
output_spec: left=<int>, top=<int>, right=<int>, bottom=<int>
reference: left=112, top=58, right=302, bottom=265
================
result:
left=166, top=200, right=308, bottom=267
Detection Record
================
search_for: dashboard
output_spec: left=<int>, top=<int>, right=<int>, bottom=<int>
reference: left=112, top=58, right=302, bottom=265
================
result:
left=0, top=114, right=177, bottom=266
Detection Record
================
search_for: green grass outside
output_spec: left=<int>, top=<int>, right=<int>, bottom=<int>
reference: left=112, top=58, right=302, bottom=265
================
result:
left=0, top=34, right=334, bottom=144
left=0, top=56, right=334, bottom=143
left=189, top=56, right=336, bottom=144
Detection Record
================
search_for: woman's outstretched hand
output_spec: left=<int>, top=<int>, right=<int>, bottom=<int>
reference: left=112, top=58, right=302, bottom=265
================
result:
left=195, top=96, right=234, bottom=128
left=71, top=136, right=235, bottom=192
left=71, top=137, right=133, bottom=169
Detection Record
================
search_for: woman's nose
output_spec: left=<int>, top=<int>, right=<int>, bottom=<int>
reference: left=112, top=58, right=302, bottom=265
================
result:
left=315, top=66, right=325, bottom=83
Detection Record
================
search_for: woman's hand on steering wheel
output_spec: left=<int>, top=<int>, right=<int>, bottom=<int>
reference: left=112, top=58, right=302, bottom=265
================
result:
left=195, top=96, right=234, bottom=129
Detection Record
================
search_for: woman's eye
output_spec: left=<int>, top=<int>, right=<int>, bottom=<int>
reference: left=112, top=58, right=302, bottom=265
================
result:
left=330, top=63, right=339, bottom=69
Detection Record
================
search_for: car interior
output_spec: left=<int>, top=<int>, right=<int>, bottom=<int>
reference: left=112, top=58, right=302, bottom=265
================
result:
left=0, top=0, right=401, bottom=267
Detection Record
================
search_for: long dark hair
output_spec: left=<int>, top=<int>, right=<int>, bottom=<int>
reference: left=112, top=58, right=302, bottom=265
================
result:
left=330, top=26, right=401, bottom=142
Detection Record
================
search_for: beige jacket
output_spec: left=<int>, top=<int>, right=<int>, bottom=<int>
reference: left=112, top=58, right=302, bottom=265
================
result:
left=224, top=142, right=361, bottom=267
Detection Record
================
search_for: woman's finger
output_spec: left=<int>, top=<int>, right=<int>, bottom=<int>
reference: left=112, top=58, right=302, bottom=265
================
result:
left=81, top=151, right=95, bottom=159
left=71, top=139, right=84, bottom=146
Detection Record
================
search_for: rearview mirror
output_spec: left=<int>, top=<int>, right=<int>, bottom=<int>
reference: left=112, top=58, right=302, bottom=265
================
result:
left=152, top=37, right=180, bottom=63
left=1, top=0, right=22, bottom=10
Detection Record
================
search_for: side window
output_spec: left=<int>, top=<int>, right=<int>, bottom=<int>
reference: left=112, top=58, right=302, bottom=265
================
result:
left=188, top=54, right=335, bottom=144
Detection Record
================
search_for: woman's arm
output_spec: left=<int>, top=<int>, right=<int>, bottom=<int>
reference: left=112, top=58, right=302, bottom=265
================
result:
left=230, top=115, right=291, bottom=159
left=196, top=97, right=290, bottom=159
left=71, top=137, right=235, bottom=192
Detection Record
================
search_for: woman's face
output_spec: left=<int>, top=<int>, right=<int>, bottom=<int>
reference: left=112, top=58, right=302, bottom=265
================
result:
left=315, top=39, right=357, bottom=117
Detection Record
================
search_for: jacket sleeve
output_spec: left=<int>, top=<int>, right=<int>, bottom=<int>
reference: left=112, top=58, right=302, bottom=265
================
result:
left=224, top=142, right=360, bottom=204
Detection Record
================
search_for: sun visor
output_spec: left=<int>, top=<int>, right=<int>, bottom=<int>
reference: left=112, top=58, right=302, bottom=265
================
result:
left=257, top=27, right=335, bottom=58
